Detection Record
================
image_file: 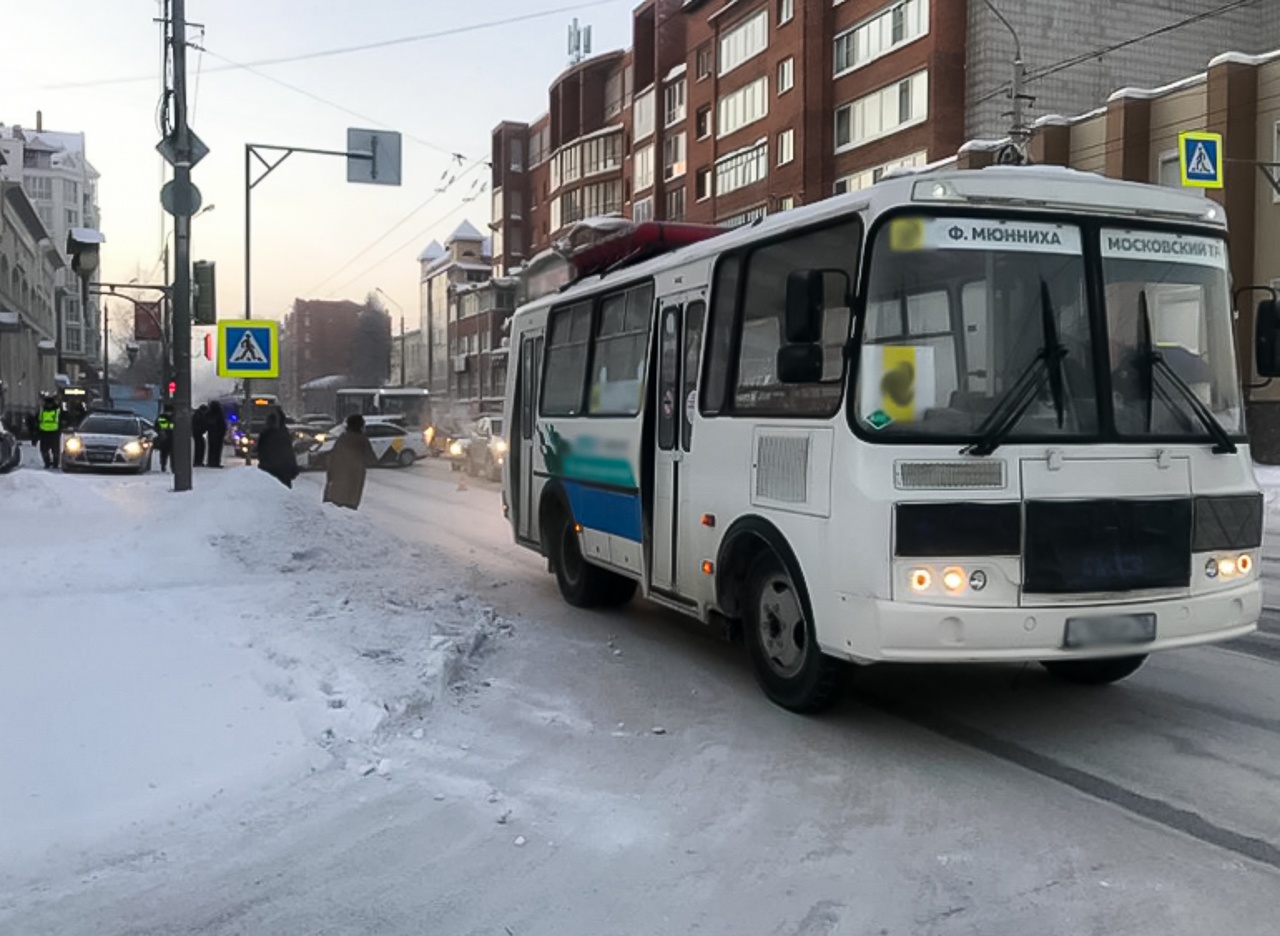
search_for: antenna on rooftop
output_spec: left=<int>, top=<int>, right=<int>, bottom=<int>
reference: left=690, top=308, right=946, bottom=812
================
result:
left=568, top=18, right=592, bottom=66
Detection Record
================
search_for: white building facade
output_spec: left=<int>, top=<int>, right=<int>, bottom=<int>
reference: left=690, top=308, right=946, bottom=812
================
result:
left=0, top=120, right=102, bottom=384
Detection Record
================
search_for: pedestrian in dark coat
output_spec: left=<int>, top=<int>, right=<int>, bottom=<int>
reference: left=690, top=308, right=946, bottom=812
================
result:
left=155, top=404, right=175, bottom=473
left=205, top=400, right=227, bottom=467
left=256, top=410, right=299, bottom=488
left=322, top=413, right=376, bottom=509
left=192, top=404, right=209, bottom=466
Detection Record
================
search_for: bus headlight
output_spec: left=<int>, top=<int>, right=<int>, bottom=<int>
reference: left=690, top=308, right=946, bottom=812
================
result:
left=1206, top=553, right=1254, bottom=580
left=942, top=567, right=966, bottom=593
left=910, top=569, right=932, bottom=592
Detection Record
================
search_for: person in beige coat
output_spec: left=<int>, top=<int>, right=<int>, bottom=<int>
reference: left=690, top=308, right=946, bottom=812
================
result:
left=323, top=413, right=376, bottom=509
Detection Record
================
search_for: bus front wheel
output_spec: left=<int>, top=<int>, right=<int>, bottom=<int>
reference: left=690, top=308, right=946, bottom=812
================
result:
left=548, top=510, right=635, bottom=609
left=743, top=551, right=842, bottom=713
left=1041, top=655, right=1148, bottom=685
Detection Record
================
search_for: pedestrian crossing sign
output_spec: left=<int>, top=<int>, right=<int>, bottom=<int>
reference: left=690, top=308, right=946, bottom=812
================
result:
left=217, top=319, right=279, bottom=378
left=1179, top=131, right=1223, bottom=188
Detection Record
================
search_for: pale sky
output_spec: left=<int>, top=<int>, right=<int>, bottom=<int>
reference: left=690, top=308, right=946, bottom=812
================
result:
left=3, top=0, right=631, bottom=387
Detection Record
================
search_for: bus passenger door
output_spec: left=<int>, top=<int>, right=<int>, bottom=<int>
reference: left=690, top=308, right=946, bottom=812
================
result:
left=513, top=331, right=544, bottom=546
left=650, top=297, right=705, bottom=596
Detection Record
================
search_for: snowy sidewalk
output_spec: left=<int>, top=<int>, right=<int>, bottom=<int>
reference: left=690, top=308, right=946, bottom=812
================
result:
left=0, top=461, right=498, bottom=891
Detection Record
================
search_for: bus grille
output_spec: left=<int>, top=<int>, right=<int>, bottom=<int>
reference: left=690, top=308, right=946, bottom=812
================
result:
left=1024, top=498, right=1192, bottom=593
left=755, top=435, right=809, bottom=504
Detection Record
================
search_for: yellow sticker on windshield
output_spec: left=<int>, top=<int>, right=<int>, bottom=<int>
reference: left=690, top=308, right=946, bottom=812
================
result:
left=890, top=217, right=926, bottom=252
left=880, top=346, right=919, bottom=422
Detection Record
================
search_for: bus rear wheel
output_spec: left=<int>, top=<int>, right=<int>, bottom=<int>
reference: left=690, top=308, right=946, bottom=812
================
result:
left=743, top=551, right=842, bottom=713
left=1041, top=655, right=1148, bottom=685
left=548, top=510, right=636, bottom=609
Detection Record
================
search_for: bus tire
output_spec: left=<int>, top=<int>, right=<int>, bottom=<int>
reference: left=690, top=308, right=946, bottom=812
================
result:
left=1040, top=655, right=1147, bottom=685
left=743, top=550, right=842, bottom=713
left=547, top=507, right=635, bottom=608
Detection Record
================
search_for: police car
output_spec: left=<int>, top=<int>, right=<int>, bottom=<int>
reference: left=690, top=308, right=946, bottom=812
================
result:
left=304, top=418, right=431, bottom=471
left=61, top=412, right=154, bottom=473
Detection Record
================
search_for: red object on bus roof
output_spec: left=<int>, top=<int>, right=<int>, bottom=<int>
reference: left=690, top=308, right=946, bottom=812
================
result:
left=560, top=218, right=725, bottom=281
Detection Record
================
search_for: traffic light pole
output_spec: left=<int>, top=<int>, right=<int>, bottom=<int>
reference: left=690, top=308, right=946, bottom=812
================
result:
left=171, top=0, right=195, bottom=491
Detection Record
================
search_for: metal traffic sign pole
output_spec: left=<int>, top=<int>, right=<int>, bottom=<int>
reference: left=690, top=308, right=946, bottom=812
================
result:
left=242, top=129, right=401, bottom=461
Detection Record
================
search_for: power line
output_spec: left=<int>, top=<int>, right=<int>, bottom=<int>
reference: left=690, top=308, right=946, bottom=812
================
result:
left=973, top=0, right=1262, bottom=109
left=40, top=0, right=628, bottom=90
left=303, top=157, right=489, bottom=296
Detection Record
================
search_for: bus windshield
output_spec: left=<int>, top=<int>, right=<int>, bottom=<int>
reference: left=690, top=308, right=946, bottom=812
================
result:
left=853, top=215, right=1239, bottom=444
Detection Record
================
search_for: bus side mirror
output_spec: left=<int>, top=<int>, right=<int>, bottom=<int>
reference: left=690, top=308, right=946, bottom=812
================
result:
left=1257, top=299, right=1280, bottom=377
left=785, top=271, right=825, bottom=344
left=777, top=344, right=824, bottom=384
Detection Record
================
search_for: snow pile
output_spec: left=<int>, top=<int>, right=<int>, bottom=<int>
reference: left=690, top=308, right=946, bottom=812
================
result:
left=0, top=463, right=500, bottom=884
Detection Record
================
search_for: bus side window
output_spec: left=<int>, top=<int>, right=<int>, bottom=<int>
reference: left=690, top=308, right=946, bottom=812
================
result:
left=588, top=283, right=653, bottom=416
left=732, top=219, right=862, bottom=415
left=542, top=301, right=593, bottom=416
left=702, top=255, right=741, bottom=416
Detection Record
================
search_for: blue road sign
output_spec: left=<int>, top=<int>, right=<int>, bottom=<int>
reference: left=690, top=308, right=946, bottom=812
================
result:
left=217, top=319, right=279, bottom=378
left=1179, top=131, right=1223, bottom=189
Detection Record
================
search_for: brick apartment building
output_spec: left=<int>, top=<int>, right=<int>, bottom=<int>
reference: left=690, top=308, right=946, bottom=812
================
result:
left=491, top=0, right=1280, bottom=276
left=279, top=298, right=389, bottom=414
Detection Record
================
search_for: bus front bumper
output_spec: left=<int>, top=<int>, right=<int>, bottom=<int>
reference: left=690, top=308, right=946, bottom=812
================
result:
left=832, top=582, right=1260, bottom=663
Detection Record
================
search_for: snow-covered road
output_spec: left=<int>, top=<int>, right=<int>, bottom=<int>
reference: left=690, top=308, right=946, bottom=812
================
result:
left=4, top=455, right=1280, bottom=934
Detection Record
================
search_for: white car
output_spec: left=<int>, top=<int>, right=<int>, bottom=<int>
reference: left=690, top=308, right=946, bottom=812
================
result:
left=61, top=413, right=154, bottom=473
left=306, top=419, right=430, bottom=470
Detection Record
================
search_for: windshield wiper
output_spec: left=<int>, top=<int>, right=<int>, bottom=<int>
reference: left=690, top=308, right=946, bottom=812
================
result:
left=964, top=279, right=1068, bottom=456
left=1137, top=290, right=1236, bottom=455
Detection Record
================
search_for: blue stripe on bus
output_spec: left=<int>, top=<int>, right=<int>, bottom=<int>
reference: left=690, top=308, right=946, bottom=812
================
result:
left=563, top=481, right=643, bottom=543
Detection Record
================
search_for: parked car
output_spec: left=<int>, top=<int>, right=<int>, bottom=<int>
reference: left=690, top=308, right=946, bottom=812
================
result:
left=465, top=416, right=507, bottom=482
left=445, top=435, right=470, bottom=471
left=305, top=418, right=430, bottom=471
left=61, top=413, right=154, bottom=473
left=0, top=425, right=19, bottom=473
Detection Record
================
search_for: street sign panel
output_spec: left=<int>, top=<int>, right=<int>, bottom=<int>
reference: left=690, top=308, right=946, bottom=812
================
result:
left=1179, top=131, right=1223, bottom=188
left=346, top=128, right=402, bottom=186
left=156, top=130, right=210, bottom=170
left=217, top=319, right=279, bottom=378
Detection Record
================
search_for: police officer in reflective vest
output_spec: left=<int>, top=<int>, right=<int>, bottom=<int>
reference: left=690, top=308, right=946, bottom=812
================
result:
left=36, top=393, right=61, bottom=469
left=155, top=404, right=175, bottom=473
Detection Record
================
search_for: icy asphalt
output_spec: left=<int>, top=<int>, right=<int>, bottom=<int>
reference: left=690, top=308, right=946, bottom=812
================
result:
left=3, top=450, right=1280, bottom=935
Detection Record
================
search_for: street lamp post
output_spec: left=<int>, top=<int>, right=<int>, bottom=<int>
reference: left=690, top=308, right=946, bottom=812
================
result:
left=374, top=287, right=406, bottom=387
left=65, top=228, right=105, bottom=405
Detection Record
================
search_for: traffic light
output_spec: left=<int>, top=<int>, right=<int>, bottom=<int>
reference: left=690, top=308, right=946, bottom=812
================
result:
left=193, top=261, right=216, bottom=325
left=168, top=381, right=177, bottom=396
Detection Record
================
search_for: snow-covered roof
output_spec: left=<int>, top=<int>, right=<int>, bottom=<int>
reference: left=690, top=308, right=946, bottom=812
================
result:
left=446, top=220, right=485, bottom=244
left=300, top=374, right=348, bottom=390
left=1209, top=48, right=1280, bottom=69
left=1109, top=72, right=1207, bottom=103
left=416, top=240, right=444, bottom=263
left=0, top=310, right=20, bottom=327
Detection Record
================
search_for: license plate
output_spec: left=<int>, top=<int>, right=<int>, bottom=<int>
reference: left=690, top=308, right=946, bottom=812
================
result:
left=1063, top=613, right=1157, bottom=649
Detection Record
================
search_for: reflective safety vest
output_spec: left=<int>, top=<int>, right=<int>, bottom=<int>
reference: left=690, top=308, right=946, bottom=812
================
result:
left=157, top=415, right=174, bottom=431
left=38, top=407, right=60, bottom=432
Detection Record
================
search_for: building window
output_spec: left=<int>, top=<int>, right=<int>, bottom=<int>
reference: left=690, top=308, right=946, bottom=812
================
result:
left=778, top=196, right=795, bottom=212
left=583, top=132, right=623, bottom=175
left=719, top=9, right=768, bottom=77
left=778, top=57, right=794, bottom=94
left=509, top=190, right=523, bottom=219
left=832, top=150, right=929, bottom=194
left=779, top=0, right=793, bottom=24
left=23, top=176, right=53, bottom=201
left=834, top=0, right=929, bottom=76
left=667, top=186, right=686, bottom=222
left=63, top=179, right=79, bottom=202
left=696, top=45, right=713, bottom=80
left=65, top=209, right=78, bottom=227
left=583, top=180, right=622, bottom=216
left=634, top=87, right=656, bottom=141
left=696, top=167, right=712, bottom=202
left=777, top=129, right=794, bottom=165
left=606, top=72, right=625, bottom=117
left=510, top=139, right=523, bottom=172
left=834, top=71, right=928, bottom=151
left=696, top=105, right=712, bottom=140
left=664, top=132, right=687, bottom=181
left=665, top=79, right=687, bottom=127
left=635, top=145, right=655, bottom=192
left=560, top=189, right=583, bottom=225
left=718, top=205, right=767, bottom=229
left=715, top=142, right=768, bottom=196
left=633, top=196, right=654, bottom=223
left=717, top=75, right=769, bottom=138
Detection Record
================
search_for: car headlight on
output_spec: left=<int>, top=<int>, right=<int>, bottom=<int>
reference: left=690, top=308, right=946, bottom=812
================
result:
left=494, top=438, right=508, bottom=454
left=423, top=426, right=436, bottom=445
left=449, top=440, right=464, bottom=457
left=122, top=440, right=144, bottom=458
left=314, top=433, right=327, bottom=444
left=64, top=436, right=83, bottom=454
